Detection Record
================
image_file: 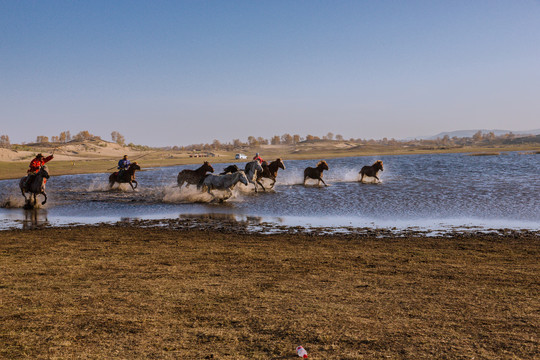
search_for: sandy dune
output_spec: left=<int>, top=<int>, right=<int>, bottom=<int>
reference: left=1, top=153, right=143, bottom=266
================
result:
left=0, top=140, right=141, bottom=162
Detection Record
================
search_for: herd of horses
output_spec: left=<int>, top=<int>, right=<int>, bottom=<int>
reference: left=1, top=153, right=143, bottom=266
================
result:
left=18, top=158, right=384, bottom=207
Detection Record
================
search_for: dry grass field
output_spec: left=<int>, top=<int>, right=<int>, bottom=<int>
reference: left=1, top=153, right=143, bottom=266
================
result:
left=1, top=226, right=538, bottom=359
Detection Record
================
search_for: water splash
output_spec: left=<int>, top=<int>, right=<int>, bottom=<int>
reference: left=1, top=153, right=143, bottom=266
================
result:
left=0, top=195, right=26, bottom=208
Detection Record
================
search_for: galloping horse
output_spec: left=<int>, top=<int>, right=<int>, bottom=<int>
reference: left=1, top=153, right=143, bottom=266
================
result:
left=220, top=164, right=239, bottom=175
left=359, top=160, right=383, bottom=183
left=244, top=160, right=264, bottom=192
left=201, top=171, right=249, bottom=200
left=109, top=162, right=141, bottom=190
left=19, top=165, right=50, bottom=208
left=177, top=161, right=214, bottom=189
left=303, top=160, right=329, bottom=187
left=256, top=158, right=286, bottom=190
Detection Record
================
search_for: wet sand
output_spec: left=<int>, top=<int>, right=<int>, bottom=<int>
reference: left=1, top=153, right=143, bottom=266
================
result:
left=1, top=225, right=538, bottom=359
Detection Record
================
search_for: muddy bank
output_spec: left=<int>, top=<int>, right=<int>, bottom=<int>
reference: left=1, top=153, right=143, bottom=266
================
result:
left=1, top=225, right=538, bottom=359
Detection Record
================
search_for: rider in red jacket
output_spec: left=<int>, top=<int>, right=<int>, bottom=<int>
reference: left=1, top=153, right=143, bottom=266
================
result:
left=28, top=153, right=54, bottom=174
left=253, top=153, right=264, bottom=164
left=24, top=153, right=53, bottom=188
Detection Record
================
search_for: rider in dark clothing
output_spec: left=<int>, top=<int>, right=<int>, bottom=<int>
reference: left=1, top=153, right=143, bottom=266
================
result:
left=117, top=155, right=130, bottom=177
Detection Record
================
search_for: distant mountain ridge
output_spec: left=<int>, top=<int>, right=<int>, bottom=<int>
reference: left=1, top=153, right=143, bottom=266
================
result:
left=417, top=129, right=540, bottom=140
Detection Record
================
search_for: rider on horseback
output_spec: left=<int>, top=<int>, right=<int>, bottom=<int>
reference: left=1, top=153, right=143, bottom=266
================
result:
left=24, top=153, right=53, bottom=189
left=253, top=153, right=265, bottom=165
left=117, top=155, right=130, bottom=178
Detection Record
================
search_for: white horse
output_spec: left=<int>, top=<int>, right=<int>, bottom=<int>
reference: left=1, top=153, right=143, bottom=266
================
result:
left=201, top=171, right=249, bottom=200
left=244, top=160, right=263, bottom=192
left=19, top=165, right=50, bottom=208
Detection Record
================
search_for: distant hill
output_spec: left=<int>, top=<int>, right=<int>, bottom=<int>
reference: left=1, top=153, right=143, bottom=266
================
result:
left=418, top=129, right=540, bottom=140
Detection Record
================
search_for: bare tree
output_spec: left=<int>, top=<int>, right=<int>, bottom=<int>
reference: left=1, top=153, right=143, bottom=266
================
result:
left=36, top=136, right=49, bottom=143
left=483, top=132, right=496, bottom=142
left=233, top=139, right=243, bottom=148
left=0, top=135, right=10, bottom=148
left=247, top=136, right=258, bottom=146
left=212, top=139, right=221, bottom=150
left=335, top=134, right=344, bottom=141
left=271, top=136, right=281, bottom=145
left=111, top=131, right=125, bottom=146
left=472, top=131, right=483, bottom=142
left=73, top=131, right=94, bottom=141
left=281, top=133, right=293, bottom=144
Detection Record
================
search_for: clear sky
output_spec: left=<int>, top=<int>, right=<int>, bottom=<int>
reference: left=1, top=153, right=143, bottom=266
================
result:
left=1, top=1, right=539, bottom=146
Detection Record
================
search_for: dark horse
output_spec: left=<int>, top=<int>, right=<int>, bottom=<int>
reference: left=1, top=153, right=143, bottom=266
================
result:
left=19, top=165, right=50, bottom=208
left=256, top=158, right=286, bottom=190
left=359, top=160, right=383, bottom=183
left=177, top=161, right=214, bottom=189
left=303, top=160, right=329, bottom=187
left=220, top=164, right=239, bottom=175
left=109, top=162, right=141, bottom=190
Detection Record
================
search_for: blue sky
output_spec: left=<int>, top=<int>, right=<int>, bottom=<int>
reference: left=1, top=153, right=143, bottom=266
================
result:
left=1, top=1, right=539, bottom=146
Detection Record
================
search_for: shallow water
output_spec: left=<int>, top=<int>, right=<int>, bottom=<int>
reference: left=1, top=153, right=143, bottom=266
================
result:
left=1, top=152, right=539, bottom=233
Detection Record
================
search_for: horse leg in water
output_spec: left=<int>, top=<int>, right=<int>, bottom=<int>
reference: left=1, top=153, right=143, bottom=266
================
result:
left=318, top=177, right=328, bottom=187
left=250, top=178, right=258, bottom=193
left=41, top=191, right=47, bottom=205
left=256, top=179, right=266, bottom=192
left=20, top=187, right=28, bottom=202
left=223, top=188, right=233, bottom=200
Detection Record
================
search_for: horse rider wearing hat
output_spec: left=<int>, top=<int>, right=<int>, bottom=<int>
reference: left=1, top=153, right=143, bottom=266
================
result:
left=25, top=153, right=53, bottom=188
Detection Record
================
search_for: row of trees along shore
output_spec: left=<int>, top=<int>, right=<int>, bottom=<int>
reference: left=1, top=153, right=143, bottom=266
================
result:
left=169, top=131, right=539, bottom=152
left=0, top=131, right=127, bottom=148
left=0, top=130, right=539, bottom=151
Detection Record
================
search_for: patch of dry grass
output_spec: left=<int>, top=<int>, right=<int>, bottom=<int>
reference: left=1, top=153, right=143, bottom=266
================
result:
left=1, top=227, right=539, bottom=359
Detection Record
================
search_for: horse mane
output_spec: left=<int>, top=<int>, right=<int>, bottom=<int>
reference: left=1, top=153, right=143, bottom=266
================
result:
left=317, top=160, right=327, bottom=167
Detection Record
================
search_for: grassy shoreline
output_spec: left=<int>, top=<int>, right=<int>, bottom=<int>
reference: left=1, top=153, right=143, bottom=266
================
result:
left=1, top=226, right=538, bottom=359
left=1, top=144, right=538, bottom=180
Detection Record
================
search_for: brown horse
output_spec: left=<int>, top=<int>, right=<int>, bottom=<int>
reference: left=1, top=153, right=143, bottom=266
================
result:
left=109, top=162, right=141, bottom=190
left=177, top=161, right=214, bottom=189
left=303, top=160, right=329, bottom=186
left=359, top=160, right=383, bottom=183
left=256, top=158, right=286, bottom=190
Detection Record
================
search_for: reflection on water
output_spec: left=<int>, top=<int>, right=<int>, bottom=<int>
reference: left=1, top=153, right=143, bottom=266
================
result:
left=23, top=209, right=49, bottom=229
left=1, top=152, right=539, bottom=233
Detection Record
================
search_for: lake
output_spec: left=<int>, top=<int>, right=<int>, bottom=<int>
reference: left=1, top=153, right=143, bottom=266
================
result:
left=1, top=152, right=539, bottom=234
